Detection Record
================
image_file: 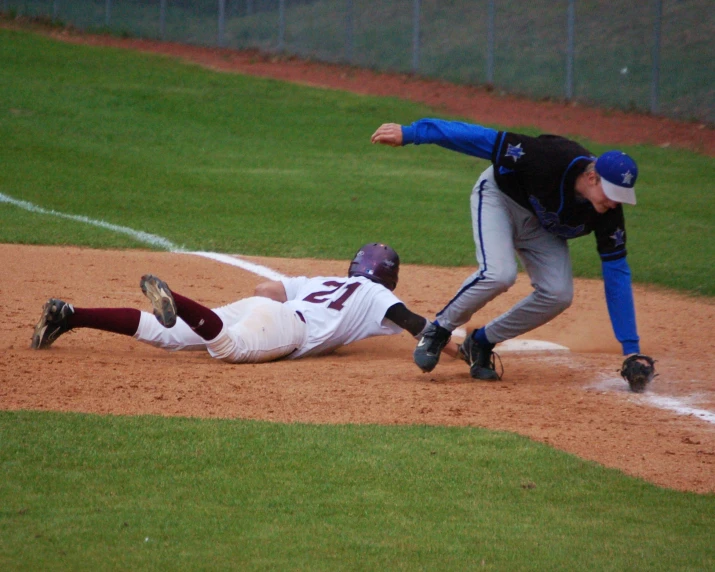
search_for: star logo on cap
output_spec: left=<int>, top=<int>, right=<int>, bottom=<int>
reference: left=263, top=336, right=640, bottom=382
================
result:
left=621, top=170, right=634, bottom=185
left=610, top=227, right=625, bottom=247
left=505, top=143, right=525, bottom=162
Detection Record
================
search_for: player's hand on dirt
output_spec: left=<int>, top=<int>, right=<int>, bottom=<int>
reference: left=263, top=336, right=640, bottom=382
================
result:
left=442, top=340, right=463, bottom=360
left=371, top=123, right=403, bottom=147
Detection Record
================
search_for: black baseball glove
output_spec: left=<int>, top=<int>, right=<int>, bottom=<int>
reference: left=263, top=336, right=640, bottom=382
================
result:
left=620, top=354, right=657, bottom=393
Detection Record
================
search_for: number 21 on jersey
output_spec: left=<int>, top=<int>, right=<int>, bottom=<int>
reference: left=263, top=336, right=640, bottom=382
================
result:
left=303, top=281, right=361, bottom=311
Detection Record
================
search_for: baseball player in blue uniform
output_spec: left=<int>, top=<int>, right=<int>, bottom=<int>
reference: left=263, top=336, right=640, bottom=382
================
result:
left=372, top=119, right=654, bottom=382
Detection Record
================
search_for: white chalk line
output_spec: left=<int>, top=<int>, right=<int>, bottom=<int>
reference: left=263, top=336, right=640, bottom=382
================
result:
left=645, top=395, right=715, bottom=425
left=590, top=375, right=715, bottom=426
left=0, top=192, right=180, bottom=251
left=184, top=251, right=286, bottom=281
left=4, top=192, right=713, bottom=424
left=0, top=192, right=286, bottom=280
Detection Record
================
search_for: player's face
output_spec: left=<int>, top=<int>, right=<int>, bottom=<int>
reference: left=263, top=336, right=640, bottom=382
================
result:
left=580, top=171, right=618, bottom=214
left=590, top=183, right=619, bottom=213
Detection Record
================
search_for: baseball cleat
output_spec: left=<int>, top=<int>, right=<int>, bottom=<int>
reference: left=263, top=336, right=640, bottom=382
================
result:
left=140, top=274, right=177, bottom=328
left=31, top=298, right=75, bottom=349
left=460, top=333, right=501, bottom=381
left=413, top=322, right=451, bottom=373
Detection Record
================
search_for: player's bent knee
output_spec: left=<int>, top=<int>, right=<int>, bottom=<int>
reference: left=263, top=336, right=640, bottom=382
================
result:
left=555, top=285, right=574, bottom=308
left=541, top=286, right=574, bottom=312
left=485, top=268, right=518, bottom=292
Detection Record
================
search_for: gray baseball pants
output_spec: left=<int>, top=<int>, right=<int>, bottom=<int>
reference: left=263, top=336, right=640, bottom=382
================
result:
left=436, top=166, right=573, bottom=343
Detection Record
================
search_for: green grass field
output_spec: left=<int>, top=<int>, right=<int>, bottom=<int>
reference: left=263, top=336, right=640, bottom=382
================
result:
left=1, top=27, right=713, bottom=570
left=2, top=412, right=714, bottom=570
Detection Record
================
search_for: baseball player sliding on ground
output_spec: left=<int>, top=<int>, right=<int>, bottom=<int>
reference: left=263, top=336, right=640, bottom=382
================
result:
left=30, top=243, right=461, bottom=364
left=372, top=119, right=655, bottom=388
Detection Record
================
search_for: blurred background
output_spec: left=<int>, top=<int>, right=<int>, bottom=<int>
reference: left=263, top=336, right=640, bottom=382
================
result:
left=4, top=0, right=713, bottom=124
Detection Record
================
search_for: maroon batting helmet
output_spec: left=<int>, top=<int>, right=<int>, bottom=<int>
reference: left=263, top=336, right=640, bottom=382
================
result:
left=348, top=243, right=400, bottom=291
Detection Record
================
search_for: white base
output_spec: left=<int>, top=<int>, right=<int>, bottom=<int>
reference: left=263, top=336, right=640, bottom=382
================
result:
left=496, top=339, right=570, bottom=353
left=452, top=328, right=569, bottom=353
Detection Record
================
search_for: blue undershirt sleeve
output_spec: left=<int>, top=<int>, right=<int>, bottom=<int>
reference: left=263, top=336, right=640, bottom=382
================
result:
left=602, top=257, right=640, bottom=355
left=401, top=119, right=497, bottom=160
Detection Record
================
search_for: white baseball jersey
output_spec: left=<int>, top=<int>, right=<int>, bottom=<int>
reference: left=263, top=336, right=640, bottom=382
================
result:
left=282, top=275, right=403, bottom=359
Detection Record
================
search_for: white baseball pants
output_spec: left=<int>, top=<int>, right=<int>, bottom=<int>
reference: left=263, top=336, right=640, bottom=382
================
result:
left=134, top=296, right=308, bottom=363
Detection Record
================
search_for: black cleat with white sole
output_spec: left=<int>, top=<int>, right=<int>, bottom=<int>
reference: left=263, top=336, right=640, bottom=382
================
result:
left=31, top=298, right=75, bottom=349
left=140, top=274, right=177, bottom=328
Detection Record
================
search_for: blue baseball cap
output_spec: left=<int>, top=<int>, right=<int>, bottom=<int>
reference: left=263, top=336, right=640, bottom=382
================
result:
left=595, top=150, right=638, bottom=205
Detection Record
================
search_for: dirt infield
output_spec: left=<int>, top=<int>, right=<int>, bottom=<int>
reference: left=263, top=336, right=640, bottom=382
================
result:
left=1, top=245, right=713, bottom=493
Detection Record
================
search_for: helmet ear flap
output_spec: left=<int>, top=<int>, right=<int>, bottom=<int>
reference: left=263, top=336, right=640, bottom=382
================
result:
left=348, top=243, right=400, bottom=291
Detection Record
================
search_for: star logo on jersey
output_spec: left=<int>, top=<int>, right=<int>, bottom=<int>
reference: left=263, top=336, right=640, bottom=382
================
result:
left=505, top=143, right=525, bottom=162
left=621, top=170, right=634, bottom=185
left=610, top=227, right=625, bottom=247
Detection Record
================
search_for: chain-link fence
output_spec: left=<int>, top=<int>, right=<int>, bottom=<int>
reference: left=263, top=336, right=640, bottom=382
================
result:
left=4, top=0, right=713, bottom=123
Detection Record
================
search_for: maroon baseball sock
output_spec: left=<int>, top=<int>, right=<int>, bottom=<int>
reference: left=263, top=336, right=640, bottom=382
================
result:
left=68, top=308, right=141, bottom=336
left=171, top=292, right=223, bottom=341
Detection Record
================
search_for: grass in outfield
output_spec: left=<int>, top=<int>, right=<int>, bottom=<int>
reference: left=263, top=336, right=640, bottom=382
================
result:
left=1, top=28, right=713, bottom=295
left=1, top=411, right=713, bottom=570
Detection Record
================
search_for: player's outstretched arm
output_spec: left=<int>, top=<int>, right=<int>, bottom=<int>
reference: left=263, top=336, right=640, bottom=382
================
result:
left=254, top=280, right=287, bottom=302
left=384, top=303, right=461, bottom=359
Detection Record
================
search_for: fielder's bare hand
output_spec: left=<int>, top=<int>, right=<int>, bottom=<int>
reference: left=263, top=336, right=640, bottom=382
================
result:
left=441, top=341, right=462, bottom=360
left=371, top=123, right=403, bottom=147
